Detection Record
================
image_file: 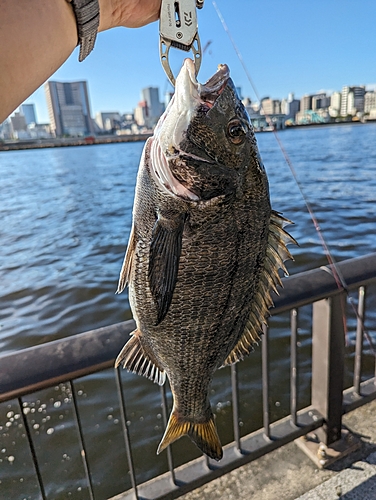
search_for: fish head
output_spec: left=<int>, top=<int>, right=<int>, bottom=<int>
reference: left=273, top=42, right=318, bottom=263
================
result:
left=151, top=59, right=265, bottom=201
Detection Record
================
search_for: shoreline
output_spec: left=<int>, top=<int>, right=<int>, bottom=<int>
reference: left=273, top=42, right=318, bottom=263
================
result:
left=1, top=120, right=375, bottom=152
left=0, top=132, right=152, bottom=152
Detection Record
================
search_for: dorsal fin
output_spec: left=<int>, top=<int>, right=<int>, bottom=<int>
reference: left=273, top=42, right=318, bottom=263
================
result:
left=115, top=330, right=166, bottom=386
left=221, top=211, right=297, bottom=367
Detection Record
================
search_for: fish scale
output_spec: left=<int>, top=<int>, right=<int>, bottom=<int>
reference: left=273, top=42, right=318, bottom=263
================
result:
left=116, top=59, right=296, bottom=460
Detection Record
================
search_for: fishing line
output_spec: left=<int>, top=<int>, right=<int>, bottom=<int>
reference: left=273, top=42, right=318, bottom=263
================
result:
left=212, top=0, right=375, bottom=355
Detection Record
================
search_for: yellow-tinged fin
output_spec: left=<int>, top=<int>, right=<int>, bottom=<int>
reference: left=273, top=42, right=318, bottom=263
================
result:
left=222, top=210, right=297, bottom=367
left=157, top=410, right=223, bottom=461
left=115, top=330, right=166, bottom=386
left=116, top=224, right=136, bottom=294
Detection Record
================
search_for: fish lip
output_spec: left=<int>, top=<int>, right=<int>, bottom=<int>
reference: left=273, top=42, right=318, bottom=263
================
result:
left=199, top=64, right=230, bottom=107
left=177, top=59, right=230, bottom=108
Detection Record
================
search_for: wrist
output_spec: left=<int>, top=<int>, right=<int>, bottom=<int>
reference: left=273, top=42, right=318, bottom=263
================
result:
left=98, top=0, right=123, bottom=31
left=99, top=0, right=161, bottom=30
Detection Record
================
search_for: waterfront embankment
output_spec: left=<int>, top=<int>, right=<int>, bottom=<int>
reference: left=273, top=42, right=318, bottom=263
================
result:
left=0, top=132, right=152, bottom=151
left=2, top=119, right=376, bottom=152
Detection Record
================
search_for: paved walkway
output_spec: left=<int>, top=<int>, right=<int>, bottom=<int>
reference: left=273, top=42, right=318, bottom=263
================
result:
left=297, top=452, right=376, bottom=499
left=181, top=399, right=376, bottom=500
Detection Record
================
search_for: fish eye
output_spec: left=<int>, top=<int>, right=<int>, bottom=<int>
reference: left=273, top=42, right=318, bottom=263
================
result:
left=227, top=119, right=247, bottom=144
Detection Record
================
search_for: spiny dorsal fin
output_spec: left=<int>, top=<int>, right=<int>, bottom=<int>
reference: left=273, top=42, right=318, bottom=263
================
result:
left=157, top=409, right=223, bottom=461
left=115, top=330, right=166, bottom=386
left=221, top=210, right=296, bottom=367
left=116, top=225, right=136, bottom=294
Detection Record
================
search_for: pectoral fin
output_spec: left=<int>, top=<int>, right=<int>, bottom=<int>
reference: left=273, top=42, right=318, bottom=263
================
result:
left=148, top=213, right=186, bottom=324
left=115, top=330, right=166, bottom=386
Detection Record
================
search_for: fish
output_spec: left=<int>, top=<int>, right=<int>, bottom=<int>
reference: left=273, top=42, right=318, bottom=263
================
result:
left=115, top=59, right=295, bottom=461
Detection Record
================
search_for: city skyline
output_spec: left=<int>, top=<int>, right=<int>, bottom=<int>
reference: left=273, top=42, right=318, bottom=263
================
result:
left=4, top=78, right=375, bottom=141
left=17, top=0, right=376, bottom=123
left=9, top=78, right=376, bottom=130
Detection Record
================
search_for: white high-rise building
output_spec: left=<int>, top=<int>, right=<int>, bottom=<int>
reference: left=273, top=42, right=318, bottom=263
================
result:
left=365, top=91, right=376, bottom=113
left=341, top=86, right=350, bottom=116
left=329, top=92, right=341, bottom=117
left=341, top=86, right=365, bottom=116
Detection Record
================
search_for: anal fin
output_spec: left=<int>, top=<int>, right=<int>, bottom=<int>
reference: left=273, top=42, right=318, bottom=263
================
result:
left=157, top=409, right=223, bottom=461
left=115, top=330, right=166, bottom=386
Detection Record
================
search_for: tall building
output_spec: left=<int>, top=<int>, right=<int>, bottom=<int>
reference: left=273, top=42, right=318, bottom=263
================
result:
left=330, top=92, right=341, bottom=111
left=134, top=101, right=149, bottom=127
left=329, top=91, right=341, bottom=117
left=365, top=91, right=376, bottom=113
left=260, top=98, right=281, bottom=115
left=141, top=87, right=164, bottom=128
left=0, top=119, right=12, bottom=139
left=341, top=85, right=365, bottom=116
left=300, top=94, right=313, bottom=111
left=44, top=81, right=94, bottom=137
left=284, top=93, right=300, bottom=122
left=20, top=104, right=37, bottom=125
left=340, top=86, right=350, bottom=116
left=10, top=112, right=27, bottom=135
left=352, top=86, right=366, bottom=114
left=312, top=93, right=330, bottom=110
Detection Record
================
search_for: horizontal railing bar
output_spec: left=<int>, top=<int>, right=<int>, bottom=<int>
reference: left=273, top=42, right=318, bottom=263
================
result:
left=272, top=252, right=376, bottom=315
left=0, top=321, right=135, bottom=403
left=1, top=253, right=375, bottom=403
left=109, top=407, right=324, bottom=500
left=342, top=377, right=376, bottom=413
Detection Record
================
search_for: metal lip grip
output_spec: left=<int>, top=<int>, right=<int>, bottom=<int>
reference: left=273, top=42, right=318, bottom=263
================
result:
left=160, top=0, right=204, bottom=86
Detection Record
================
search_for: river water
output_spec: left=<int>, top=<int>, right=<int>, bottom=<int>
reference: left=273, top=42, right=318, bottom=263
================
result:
left=1, top=123, right=376, bottom=499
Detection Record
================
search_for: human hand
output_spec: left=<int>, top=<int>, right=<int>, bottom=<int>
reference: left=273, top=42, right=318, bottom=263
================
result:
left=99, top=0, right=162, bottom=31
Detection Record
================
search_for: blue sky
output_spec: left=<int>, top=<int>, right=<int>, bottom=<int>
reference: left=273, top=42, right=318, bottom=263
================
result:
left=24, top=0, right=376, bottom=123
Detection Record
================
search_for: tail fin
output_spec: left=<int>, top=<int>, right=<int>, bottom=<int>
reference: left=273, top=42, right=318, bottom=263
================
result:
left=157, top=409, right=223, bottom=461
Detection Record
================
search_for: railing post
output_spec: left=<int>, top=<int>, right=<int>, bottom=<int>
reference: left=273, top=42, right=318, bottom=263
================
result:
left=354, top=286, right=366, bottom=394
left=311, top=293, right=346, bottom=445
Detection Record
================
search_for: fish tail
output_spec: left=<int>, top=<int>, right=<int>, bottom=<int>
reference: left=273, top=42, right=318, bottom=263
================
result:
left=157, top=409, right=223, bottom=461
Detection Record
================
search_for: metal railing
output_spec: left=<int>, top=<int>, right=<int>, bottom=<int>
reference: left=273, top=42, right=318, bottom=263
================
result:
left=1, top=253, right=376, bottom=500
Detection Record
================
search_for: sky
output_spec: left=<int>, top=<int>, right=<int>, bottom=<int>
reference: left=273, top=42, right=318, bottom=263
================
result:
left=22, top=0, right=376, bottom=123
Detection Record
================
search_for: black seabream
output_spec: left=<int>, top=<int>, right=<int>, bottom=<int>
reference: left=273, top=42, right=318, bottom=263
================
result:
left=116, top=59, right=295, bottom=461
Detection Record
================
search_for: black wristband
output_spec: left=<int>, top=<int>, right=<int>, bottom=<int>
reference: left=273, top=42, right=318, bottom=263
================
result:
left=68, top=0, right=100, bottom=62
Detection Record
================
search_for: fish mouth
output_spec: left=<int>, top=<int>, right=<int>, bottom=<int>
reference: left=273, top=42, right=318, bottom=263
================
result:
left=150, top=60, right=231, bottom=202
left=198, top=63, right=230, bottom=108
